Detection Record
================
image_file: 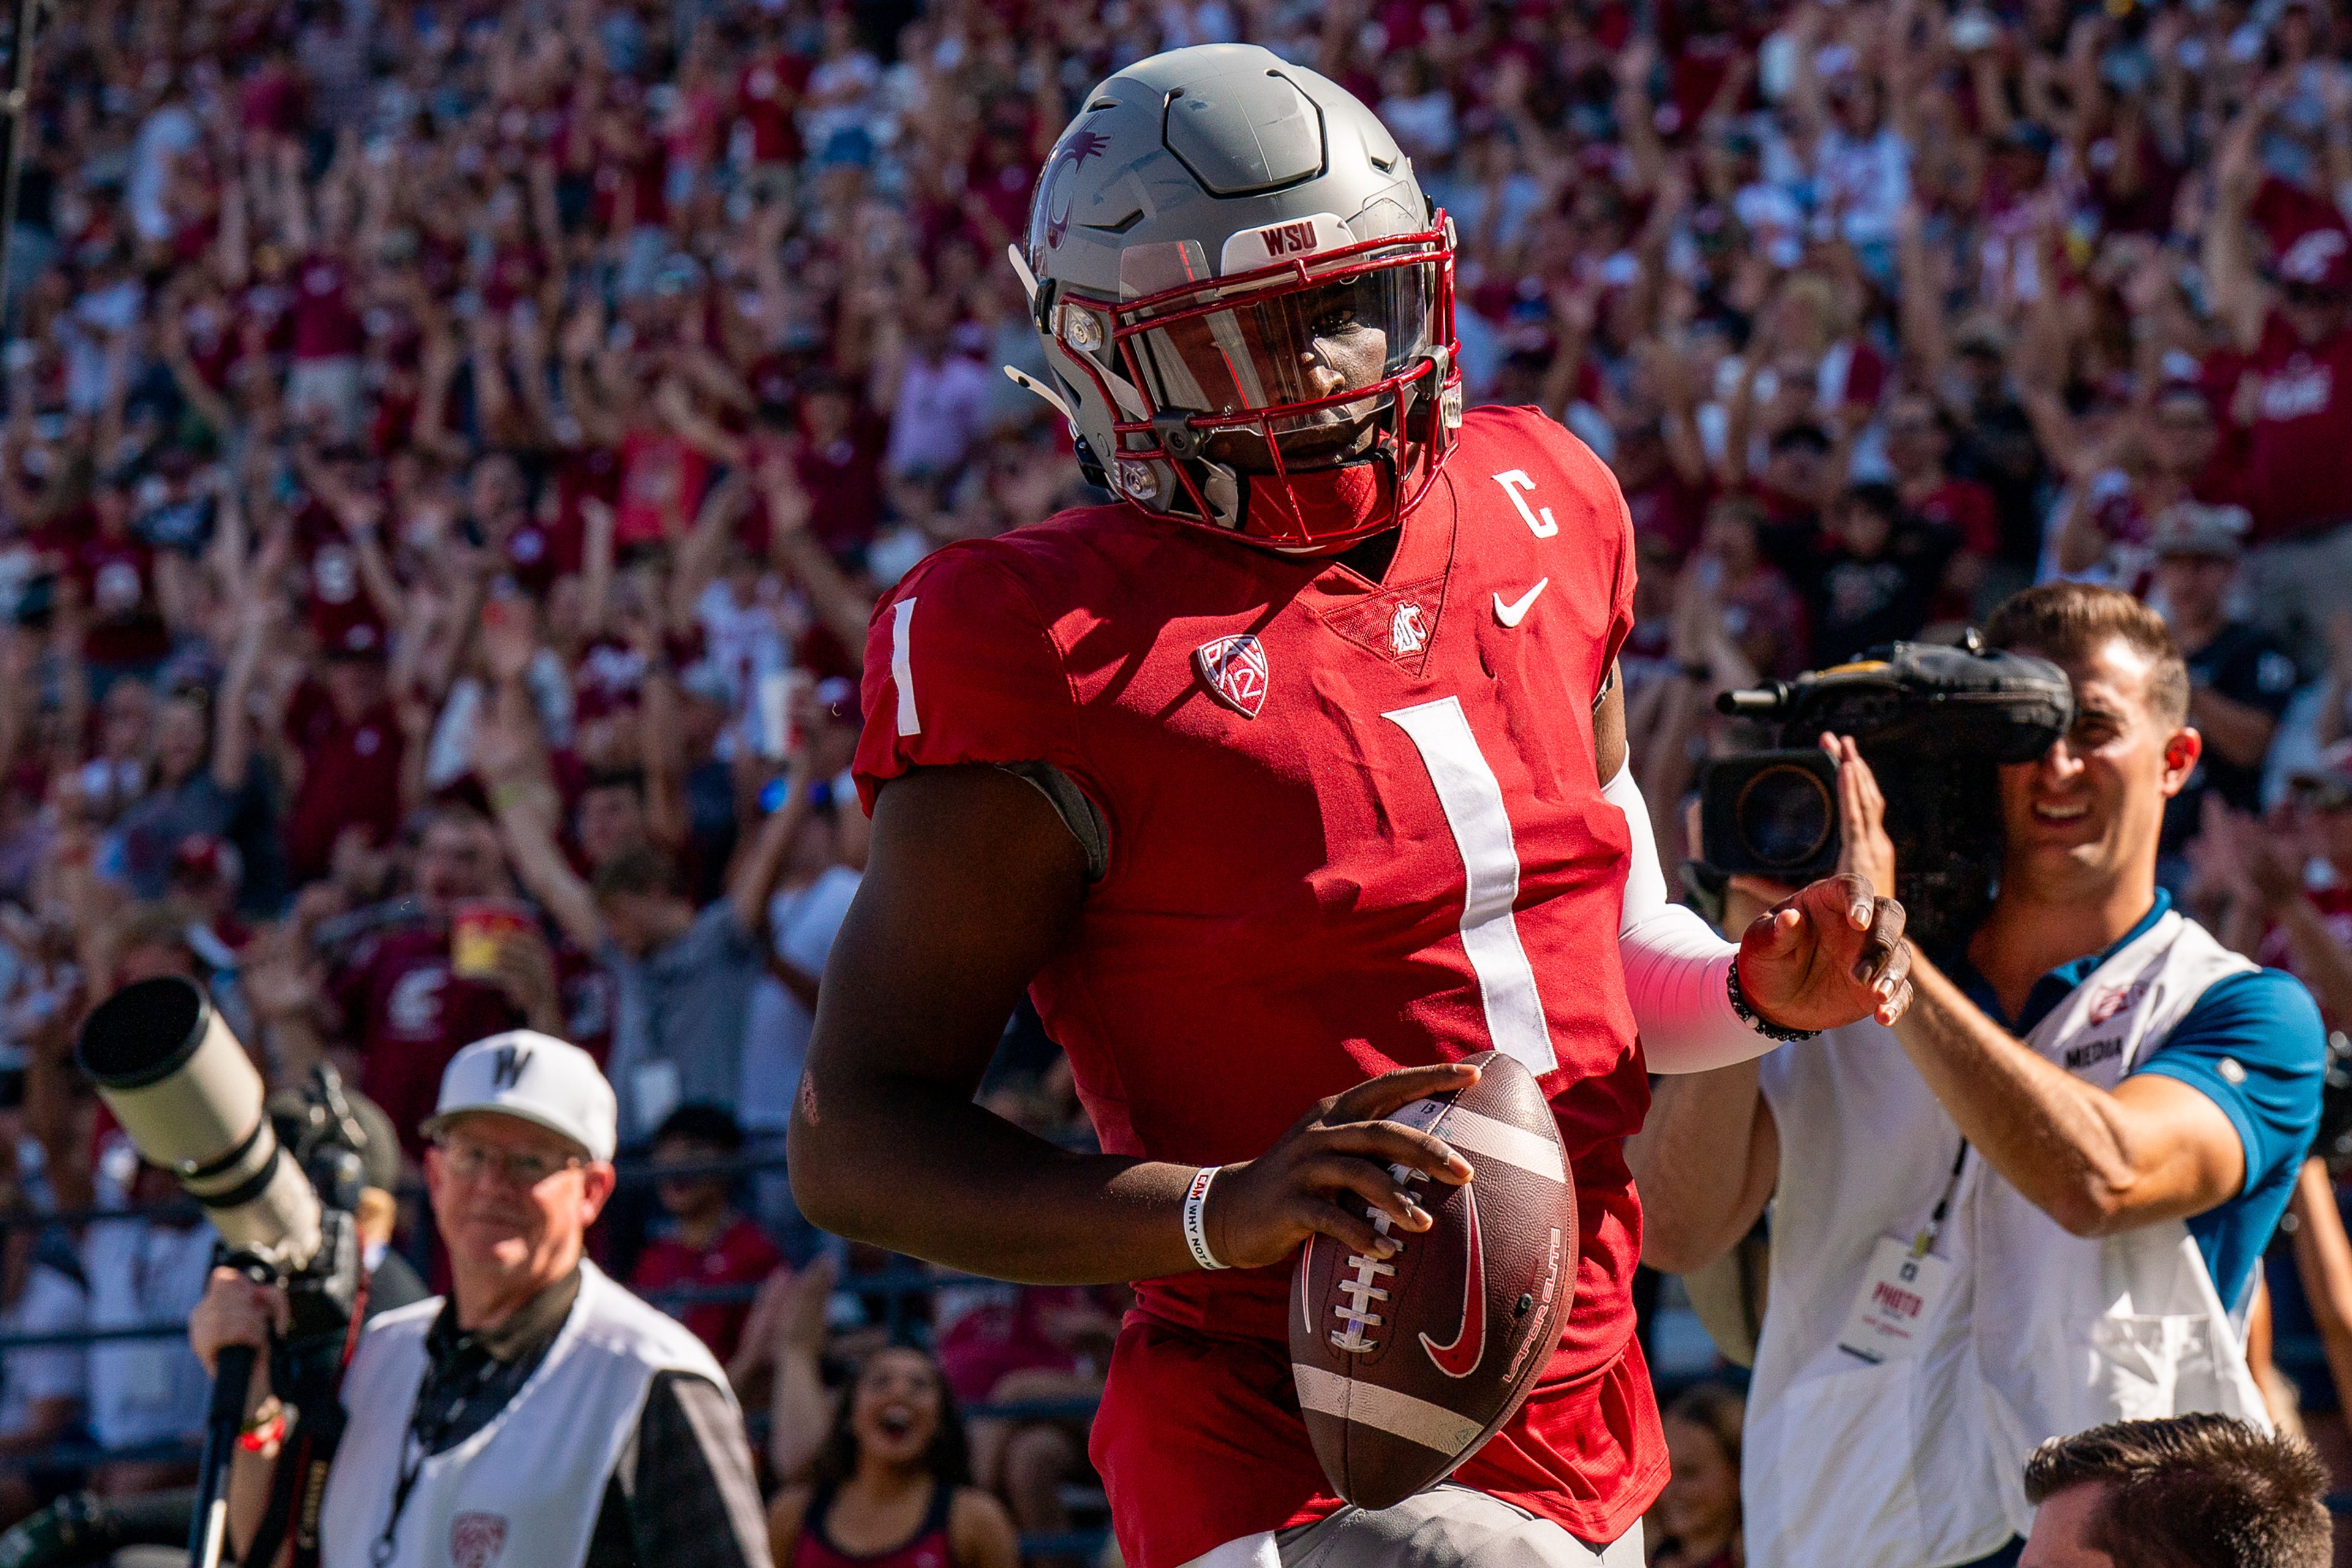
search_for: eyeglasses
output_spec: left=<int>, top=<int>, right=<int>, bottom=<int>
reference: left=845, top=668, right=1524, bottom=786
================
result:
left=434, top=1136, right=584, bottom=1188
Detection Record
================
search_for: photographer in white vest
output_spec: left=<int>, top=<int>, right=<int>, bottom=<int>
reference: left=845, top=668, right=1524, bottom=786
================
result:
left=189, top=1030, right=774, bottom=1568
left=1633, top=582, right=2327, bottom=1568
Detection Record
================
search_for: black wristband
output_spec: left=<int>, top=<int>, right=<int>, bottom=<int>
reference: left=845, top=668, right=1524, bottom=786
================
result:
left=1727, top=957, right=1820, bottom=1042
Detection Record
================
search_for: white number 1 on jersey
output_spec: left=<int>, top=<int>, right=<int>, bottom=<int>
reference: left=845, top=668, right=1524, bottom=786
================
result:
left=1381, top=697, right=1558, bottom=1074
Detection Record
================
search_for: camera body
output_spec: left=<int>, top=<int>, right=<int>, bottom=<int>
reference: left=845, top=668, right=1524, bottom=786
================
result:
left=1698, top=641, right=2074, bottom=949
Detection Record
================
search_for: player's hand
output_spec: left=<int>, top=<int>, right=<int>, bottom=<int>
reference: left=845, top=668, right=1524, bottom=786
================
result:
left=1731, top=732, right=1909, bottom=1033
left=1202, top=1063, right=1480, bottom=1271
left=1736, top=870, right=1911, bottom=1034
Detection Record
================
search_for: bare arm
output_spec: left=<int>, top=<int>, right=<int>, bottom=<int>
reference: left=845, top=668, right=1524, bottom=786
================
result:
left=725, top=767, right=809, bottom=941
left=1891, top=952, right=2247, bottom=1235
left=1629, top=1064, right=1781, bottom=1273
left=2207, top=94, right=2275, bottom=353
left=2288, top=1157, right=2352, bottom=1416
left=478, top=683, right=608, bottom=952
left=761, top=461, right=875, bottom=653
left=948, top=1492, right=1023, bottom=1568
left=213, top=595, right=268, bottom=793
left=2185, top=688, right=2279, bottom=772
left=790, top=766, right=1475, bottom=1281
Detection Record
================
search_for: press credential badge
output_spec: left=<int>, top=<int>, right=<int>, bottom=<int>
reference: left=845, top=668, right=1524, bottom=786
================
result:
left=1836, top=1236, right=1954, bottom=1363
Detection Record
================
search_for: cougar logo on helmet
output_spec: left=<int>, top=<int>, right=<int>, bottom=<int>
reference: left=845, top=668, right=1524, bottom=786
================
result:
left=1039, top=127, right=1112, bottom=251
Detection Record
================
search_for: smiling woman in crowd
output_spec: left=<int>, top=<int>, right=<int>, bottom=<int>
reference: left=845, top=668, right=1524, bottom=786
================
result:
left=769, top=1343, right=1019, bottom=1568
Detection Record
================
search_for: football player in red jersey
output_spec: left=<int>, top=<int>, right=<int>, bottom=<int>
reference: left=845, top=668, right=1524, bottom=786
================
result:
left=790, top=43, right=1912, bottom=1568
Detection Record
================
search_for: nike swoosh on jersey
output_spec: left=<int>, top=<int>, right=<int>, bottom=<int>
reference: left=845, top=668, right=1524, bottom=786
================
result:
left=1419, top=1185, right=1486, bottom=1378
left=1493, top=578, right=1548, bottom=627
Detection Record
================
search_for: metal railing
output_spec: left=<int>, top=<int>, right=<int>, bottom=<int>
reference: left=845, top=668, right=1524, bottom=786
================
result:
left=0, top=1147, right=1116, bottom=1557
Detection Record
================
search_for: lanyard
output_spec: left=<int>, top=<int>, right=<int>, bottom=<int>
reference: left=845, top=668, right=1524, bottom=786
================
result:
left=372, top=1350, right=497, bottom=1566
left=1908, top=1140, right=1971, bottom=1261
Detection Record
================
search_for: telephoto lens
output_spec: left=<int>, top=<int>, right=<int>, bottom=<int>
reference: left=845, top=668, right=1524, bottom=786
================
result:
left=77, top=976, right=322, bottom=1273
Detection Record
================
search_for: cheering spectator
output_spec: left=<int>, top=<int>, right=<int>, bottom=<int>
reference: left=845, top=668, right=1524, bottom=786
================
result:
left=630, top=1101, right=783, bottom=1363
left=1648, top=1384, right=1746, bottom=1568
left=2149, top=507, right=2299, bottom=875
left=767, top=1345, right=1020, bottom=1568
left=477, top=668, right=809, bottom=1145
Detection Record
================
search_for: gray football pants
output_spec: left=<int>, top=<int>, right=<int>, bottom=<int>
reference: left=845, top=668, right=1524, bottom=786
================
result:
left=1274, top=1486, right=1643, bottom=1567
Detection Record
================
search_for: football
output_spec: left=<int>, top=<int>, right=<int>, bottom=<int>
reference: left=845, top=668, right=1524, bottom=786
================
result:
left=1289, top=1050, right=1578, bottom=1510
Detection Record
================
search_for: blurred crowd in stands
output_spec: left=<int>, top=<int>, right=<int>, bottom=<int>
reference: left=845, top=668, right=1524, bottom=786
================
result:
left=0, top=0, right=2350, bottom=1561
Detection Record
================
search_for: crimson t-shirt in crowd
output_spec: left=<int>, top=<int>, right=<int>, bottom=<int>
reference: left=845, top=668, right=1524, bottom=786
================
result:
left=69, top=533, right=170, bottom=668
left=2249, top=177, right=2346, bottom=266
left=794, top=411, right=889, bottom=556
left=281, top=682, right=404, bottom=882
left=290, top=253, right=364, bottom=361
left=303, top=538, right=388, bottom=656
left=498, top=518, right=562, bottom=596
left=1622, top=469, right=1714, bottom=557
left=2261, top=883, right=2352, bottom=1031
left=333, top=922, right=527, bottom=1158
left=2244, top=313, right=2352, bottom=542
left=1907, top=476, right=2000, bottom=557
left=479, top=244, right=546, bottom=315
left=591, top=144, right=667, bottom=232
left=241, top=279, right=296, bottom=356
left=628, top=1216, right=783, bottom=1362
left=736, top=53, right=811, bottom=164
left=615, top=429, right=711, bottom=547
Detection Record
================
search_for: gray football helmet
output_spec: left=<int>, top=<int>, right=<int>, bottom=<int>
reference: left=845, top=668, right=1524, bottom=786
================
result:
left=1009, top=43, right=1462, bottom=550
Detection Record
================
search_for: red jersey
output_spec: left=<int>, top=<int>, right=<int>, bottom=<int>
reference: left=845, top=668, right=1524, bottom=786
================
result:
left=736, top=54, right=812, bottom=164
left=853, top=407, right=1662, bottom=1567
left=627, top=1215, right=782, bottom=1362
left=2261, top=883, right=2352, bottom=1030
left=282, top=684, right=405, bottom=883
left=290, top=254, right=363, bottom=361
left=69, top=533, right=169, bottom=667
left=2245, top=313, right=2352, bottom=542
left=332, top=922, right=526, bottom=1157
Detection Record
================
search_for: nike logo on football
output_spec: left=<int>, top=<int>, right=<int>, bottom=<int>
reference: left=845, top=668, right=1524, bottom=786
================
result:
left=1493, top=579, right=1548, bottom=627
left=1419, top=1186, right=1487, bottom=1378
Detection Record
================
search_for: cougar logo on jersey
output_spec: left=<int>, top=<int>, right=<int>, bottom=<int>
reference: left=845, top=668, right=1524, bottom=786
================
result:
left=1194, top=634, right=1270, bottom=718
left=1390, top=602, right=1428, bottom=657
left=450, top=1512, right=508, bottom=1568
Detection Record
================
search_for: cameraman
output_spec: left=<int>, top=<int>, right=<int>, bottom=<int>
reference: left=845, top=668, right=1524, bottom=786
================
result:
left=187, top=1031, right=772, bottom=1568
left=1632, top=582, right=2328, bottom=1568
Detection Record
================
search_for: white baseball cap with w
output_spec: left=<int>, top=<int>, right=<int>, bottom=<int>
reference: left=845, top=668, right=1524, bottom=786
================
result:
left=423, top=1030, right=618, bottom=1163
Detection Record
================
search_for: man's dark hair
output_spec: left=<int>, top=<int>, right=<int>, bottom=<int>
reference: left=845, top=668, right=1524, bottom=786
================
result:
left=650, top=1101, right=744, bottom=1153
left=1983, top=579, right=2192, bottom=726
left=590, top=842, right=682, bottom=900
left=1769, top=422, right=1832, bottom=454
left=2022, top=1415, right=2330, bottom=1568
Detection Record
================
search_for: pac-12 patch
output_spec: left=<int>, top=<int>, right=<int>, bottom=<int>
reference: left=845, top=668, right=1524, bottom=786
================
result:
left=1195, top=633, right=1270, bottom=718
left=450, top=1512, right=508, bottom=1568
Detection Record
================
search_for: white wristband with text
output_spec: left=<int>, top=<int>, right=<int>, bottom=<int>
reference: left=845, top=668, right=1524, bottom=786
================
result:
left=1183, top=1166, right=1228, bottom=1271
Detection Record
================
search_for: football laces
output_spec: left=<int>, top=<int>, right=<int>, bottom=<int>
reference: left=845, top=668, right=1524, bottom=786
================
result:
left=1330, top=1164, right=1423, bottom=1354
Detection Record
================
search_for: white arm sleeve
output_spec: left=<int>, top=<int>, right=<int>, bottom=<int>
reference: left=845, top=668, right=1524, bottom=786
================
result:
left=1604, top=760, right=1787, bottom=1073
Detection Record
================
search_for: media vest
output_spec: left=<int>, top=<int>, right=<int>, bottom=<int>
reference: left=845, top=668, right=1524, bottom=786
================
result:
left=318, top=1261, right=733, bottom=1568
left=1745, top=908, right=2268, bottom=1568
